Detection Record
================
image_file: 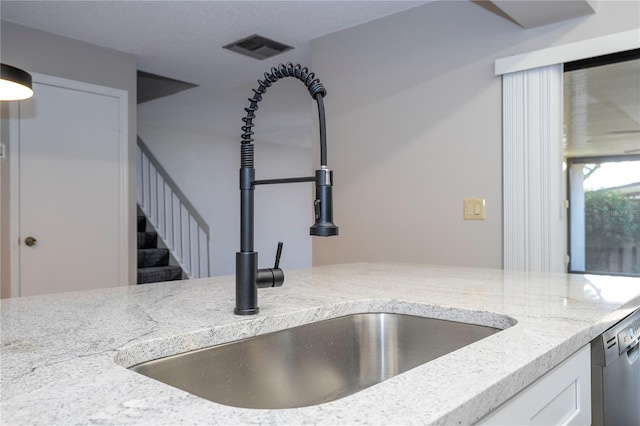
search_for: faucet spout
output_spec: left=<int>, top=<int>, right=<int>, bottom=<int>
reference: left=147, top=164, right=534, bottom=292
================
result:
left=235, top=63, right=338, bottom=315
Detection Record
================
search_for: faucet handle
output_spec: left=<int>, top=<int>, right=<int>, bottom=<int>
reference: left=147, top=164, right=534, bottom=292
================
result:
left=257, top=242, right=285, bottom=289
left=274, top=241, right=283, bottom=268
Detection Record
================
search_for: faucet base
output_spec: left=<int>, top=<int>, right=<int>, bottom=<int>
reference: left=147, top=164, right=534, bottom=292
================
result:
left=234, top=307, right=259, bottom=315
left=235, top=251, right=259, bottom=315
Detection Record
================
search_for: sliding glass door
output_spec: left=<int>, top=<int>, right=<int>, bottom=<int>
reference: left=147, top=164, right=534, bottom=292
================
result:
left=564, top=54, right=640, bottom=276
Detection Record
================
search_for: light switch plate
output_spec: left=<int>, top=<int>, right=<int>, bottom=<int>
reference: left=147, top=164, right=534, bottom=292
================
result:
left=463, top=198, right=486, bottom=220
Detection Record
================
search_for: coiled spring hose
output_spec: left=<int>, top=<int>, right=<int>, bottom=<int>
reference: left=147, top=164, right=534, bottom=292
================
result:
left=241, top=63, right=327, bottom=168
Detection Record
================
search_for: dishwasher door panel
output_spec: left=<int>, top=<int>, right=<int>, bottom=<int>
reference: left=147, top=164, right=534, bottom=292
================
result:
left=592, top=307, right=640, bottom=426
left=601, top=342, right=640, bottom=426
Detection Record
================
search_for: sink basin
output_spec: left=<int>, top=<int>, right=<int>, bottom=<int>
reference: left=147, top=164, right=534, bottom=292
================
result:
left=130, top=313, right=502, bottom=409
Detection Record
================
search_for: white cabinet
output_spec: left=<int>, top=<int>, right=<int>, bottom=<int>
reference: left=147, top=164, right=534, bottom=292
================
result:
left=478, top=345, right=590, bottom=425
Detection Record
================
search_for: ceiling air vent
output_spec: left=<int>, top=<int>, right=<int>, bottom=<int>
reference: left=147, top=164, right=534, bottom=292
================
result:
left=223, top=34, right=293, bottom=60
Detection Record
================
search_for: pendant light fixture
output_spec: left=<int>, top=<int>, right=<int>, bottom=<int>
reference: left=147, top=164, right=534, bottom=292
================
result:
left=0, top=63, right=34, bottom=101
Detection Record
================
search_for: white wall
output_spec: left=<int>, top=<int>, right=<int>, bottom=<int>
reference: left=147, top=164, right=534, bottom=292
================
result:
left=138, top=77, right=314, bottom=276
left=311, top=0, right=640, bottom=268
left=0, top=20, right=138, bottom=294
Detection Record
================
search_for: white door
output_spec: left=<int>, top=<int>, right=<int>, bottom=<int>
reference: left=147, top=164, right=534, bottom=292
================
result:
left=16, top=78, right=127, bottom=296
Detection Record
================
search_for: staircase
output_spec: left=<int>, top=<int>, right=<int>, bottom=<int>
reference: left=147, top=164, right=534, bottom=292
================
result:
left=137, top=213, right=183, bottom=284
left=137, top=137, right=210, bottom=279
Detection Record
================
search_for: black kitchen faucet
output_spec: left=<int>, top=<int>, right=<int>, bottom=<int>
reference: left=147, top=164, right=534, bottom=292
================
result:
left=235, top=63, right=339, bottom=315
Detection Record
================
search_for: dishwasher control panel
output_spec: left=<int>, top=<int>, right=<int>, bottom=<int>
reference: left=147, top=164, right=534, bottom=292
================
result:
left=617, top=315, right=640, bottom=355
left=594, top=308, right=640, bottom=366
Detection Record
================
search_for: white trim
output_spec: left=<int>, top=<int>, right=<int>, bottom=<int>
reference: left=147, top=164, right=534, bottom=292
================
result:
left=117, top=90, right=129, bottom=287
left=8, top=73, right=129, bottom=295
left=495, top=29, right=640, bottom=75
left=9, top=102, right=21, bottom=298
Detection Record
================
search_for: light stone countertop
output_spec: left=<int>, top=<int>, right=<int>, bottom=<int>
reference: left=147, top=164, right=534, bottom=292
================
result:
left=2, top=262, right=640, bottom=425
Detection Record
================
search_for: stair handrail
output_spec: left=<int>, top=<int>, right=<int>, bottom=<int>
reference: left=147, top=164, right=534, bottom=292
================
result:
left=137, top=136, right=210, bottom=278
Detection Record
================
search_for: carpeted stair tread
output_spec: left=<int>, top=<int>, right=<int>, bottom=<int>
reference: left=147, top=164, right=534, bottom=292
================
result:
left=137, top=231, right=158, bottom=249
left=138, top=248, right=170, bottom=268
left=137, top=209, right=185, bottom=284
left=137, top=265, right=183, bottom=284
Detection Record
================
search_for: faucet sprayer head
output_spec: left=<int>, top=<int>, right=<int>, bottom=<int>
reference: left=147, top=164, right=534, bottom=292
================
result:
left=310, top=168, right=339, bottom=237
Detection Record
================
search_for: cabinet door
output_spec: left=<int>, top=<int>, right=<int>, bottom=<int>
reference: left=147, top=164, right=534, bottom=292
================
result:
left=478, top=345, right=590, bottom=425
left=17, top=79, right=126, bottom=296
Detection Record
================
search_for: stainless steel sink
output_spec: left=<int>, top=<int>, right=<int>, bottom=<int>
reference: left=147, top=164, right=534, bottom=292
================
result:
left=130, top=313, right=502, bottom=409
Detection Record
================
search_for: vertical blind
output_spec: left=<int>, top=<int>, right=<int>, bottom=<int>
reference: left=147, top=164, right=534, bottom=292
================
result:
left=502, top=64, right=565, bottom=272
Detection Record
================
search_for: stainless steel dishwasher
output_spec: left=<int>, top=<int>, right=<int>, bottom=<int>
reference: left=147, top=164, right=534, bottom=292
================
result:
left=591, top=307, right=640, bottom=426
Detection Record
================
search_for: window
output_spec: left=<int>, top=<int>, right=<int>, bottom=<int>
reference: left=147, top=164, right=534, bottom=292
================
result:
left=564, top=53, right=640, bottom=276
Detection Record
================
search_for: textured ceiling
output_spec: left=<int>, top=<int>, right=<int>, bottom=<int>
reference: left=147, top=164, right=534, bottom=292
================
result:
left=1, top=0, right=431, bottom=94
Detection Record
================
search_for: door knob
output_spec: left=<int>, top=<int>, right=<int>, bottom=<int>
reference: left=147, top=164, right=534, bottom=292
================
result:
left=24, top=236, right=37, bottom=247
